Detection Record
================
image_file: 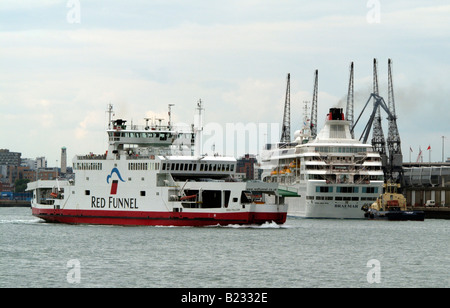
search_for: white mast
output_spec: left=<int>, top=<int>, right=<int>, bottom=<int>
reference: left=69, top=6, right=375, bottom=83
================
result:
left=168, top=104, right=175, bottom=129
left=106, top=103, right=114, bottom=129
left=194, top=99, right=204, bottom=157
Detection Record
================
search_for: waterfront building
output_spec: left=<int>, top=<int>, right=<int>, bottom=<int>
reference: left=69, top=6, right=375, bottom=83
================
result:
left=236, top=154, right=257, bottom=180
left=0, top=149, right=21, bottom=166
left=403, top=162, right=450, bottom=207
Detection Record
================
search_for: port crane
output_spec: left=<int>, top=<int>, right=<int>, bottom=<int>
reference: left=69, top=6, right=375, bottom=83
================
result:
left=351, top=59, right=404, bottom=186
left=310, top=69, right=318, bottom=139
left=280, top=73, right=291, bottom=143
left=345, top=62, right=354, bottom=139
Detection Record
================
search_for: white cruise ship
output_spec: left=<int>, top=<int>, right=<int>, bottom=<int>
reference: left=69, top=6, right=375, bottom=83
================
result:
left=261, top=108, right=384, bottom=219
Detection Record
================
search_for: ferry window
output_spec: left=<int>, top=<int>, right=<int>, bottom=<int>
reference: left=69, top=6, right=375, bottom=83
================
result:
left=224, top=190, right=231, bottom=208
left=189, top=164, right=193, bottom=171
left=230, top=165, right=234, bottom=171
left=162, top=163, right=166, bottom=170
left=193, top=164, right=196, bottom=171
left=171, top=164, right=175, bottom=171
left=184, top=164, right=188, bottom=171
left=140, top=191, right=146, bottom=196
left=200, top=164, right=204, bottom=171
left=240, top=191, right=251, bottom=204
left=175, top=163, right=179, bottom=170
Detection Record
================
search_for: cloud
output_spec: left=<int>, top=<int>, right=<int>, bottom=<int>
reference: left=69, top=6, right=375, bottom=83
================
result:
left=0, top=1, right=449, bottom=163
left=0, top=0, right=62, bottom=11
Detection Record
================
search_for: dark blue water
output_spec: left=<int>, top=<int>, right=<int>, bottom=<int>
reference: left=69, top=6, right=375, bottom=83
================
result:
left=0, top=207, right=448, bottom=288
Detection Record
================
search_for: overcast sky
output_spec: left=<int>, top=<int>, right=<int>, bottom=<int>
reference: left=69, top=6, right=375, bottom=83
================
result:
left=1, top=0, right=449, bottom=166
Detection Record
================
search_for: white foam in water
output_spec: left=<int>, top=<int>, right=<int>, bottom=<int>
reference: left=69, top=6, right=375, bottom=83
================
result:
left=0, top=218, right=42, bottom=224
left=220, top=221, right=290, bottom=229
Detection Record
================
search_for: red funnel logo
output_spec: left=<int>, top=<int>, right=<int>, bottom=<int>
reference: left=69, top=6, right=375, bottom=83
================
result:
left=110, top=180, right=119, bottom=195
left=106, top=168, right=126, bottom=195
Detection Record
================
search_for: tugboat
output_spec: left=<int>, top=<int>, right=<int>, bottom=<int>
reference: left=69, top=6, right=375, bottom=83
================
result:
left=362, top=182, right=424, bottom=221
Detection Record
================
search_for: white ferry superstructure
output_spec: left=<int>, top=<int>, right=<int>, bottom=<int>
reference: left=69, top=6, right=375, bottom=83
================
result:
left=261, top=108, right=384, bottom=219
left=27, top=103, right=288, bottom=226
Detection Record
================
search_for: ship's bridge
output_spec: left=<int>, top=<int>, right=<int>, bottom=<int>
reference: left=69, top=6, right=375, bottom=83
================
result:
left=107, top=119, right=195, bottom=149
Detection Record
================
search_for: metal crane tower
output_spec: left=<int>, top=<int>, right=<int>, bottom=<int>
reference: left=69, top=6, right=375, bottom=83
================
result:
left=310, top=69, right=318, bottom=139
left=345, top=62, right=354, bottom=138
left=371, top=58, right=388, bottom=167
left=280, top=73, right=291, bottom=143
left=386, top=59, right=404, bottom=184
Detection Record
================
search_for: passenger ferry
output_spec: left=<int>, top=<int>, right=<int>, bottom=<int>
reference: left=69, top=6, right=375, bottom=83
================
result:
left=261, top=108, right=384, bottom=219
left=27, top=103, right=288, bottom=226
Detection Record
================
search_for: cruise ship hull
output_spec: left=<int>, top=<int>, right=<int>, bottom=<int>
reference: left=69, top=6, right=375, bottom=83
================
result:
left=287, top=198, right=366, bottom=219
left=268, top=184, right=374, bottom=219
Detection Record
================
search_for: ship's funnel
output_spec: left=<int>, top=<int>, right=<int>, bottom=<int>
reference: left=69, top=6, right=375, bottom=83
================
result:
left=327, top=108, right=344, bottom=121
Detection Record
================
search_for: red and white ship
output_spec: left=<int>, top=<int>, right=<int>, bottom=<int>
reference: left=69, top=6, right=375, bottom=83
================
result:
left=27, top=102, right=289, bottom=226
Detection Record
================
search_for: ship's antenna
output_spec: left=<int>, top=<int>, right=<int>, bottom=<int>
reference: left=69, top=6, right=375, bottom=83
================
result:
left=195, top=99, right=204, bottom=157
left=106, top=103, right=114, bottom=129
left=168, top=104, right=175, bottom=129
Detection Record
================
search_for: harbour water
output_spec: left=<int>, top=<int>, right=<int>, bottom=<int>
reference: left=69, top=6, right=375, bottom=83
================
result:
left=0, top=207, right=448, bottom=288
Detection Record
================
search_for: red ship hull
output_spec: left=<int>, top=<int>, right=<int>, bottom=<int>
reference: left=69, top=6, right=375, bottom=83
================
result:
left=32, top=207, right=287, bottom=226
